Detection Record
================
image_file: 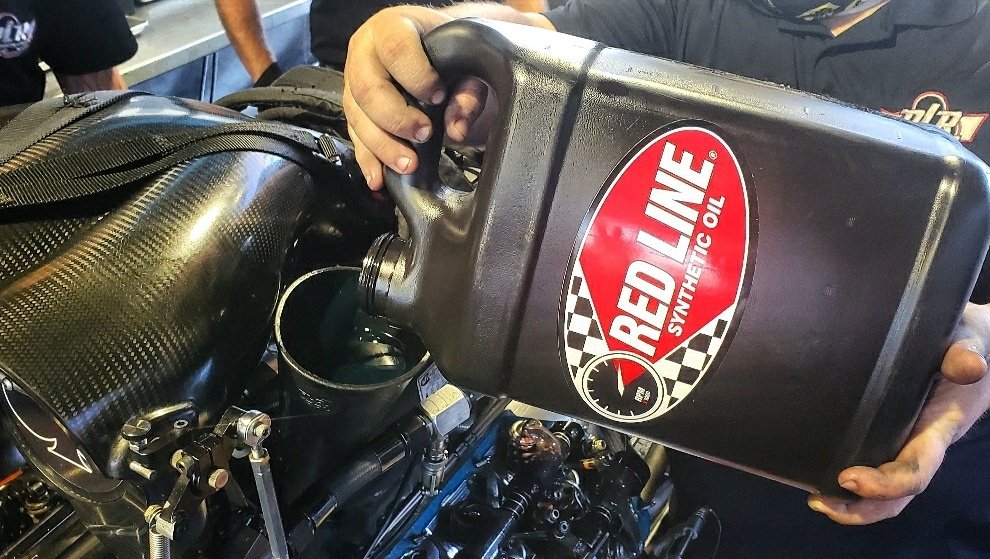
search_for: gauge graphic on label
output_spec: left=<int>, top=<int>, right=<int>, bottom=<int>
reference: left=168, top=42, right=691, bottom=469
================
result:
left=576, top=351, right=665, bottom=422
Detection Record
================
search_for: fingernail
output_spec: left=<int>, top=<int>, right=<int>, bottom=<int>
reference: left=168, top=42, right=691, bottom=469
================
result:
left=808, top=499, right=826, bottom=513
left=396, top=156, right=411, bottom=172
left=453, top=118, right=469, bottom=141
left=840, top=479, right=859, bottom=492
left=415, top=126, right=431, bottom=142
left=431, top=90, right=445, bottom=105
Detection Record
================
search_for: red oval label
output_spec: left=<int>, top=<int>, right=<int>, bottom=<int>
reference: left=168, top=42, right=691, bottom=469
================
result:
left=561, top=124, right=754, bottom=423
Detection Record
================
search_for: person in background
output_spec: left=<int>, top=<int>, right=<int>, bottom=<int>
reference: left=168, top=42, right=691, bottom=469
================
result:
left=341, top=1, right=990, bottom=557
left=215, top=0, right=549, bottom=86
left=0, top=0, right=137, bottom=106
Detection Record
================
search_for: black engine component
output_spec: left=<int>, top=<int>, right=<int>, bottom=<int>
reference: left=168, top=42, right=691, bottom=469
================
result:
left=0, top=474, right=34, bottom=548
left=414, top=419, right=652, bottom=559
left=558, top=450, right=650, bottom=558
left=0, top=92, right=324, bottom=555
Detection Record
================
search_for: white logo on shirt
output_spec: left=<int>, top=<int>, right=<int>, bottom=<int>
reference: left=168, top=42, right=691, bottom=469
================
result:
left=0, top=12, right=35, bottom=59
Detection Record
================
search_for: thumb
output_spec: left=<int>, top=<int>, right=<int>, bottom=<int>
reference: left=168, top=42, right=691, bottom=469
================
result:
left=941, top=339, right=987, bottom=385
left=942, top=303, right=990, bottom=385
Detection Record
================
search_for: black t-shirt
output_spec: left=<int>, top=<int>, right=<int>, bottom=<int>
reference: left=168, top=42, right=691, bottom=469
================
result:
left=309, top=0, right=453, bottom=69
left=545, top=0, right=990, bottom=163
left=0, top=0, right=137, bottom=106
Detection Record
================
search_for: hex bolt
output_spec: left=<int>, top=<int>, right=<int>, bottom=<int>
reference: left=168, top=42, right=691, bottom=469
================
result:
left=122, top=418, right=152, bottom=439
left=208, top=468, right=229, bottom=491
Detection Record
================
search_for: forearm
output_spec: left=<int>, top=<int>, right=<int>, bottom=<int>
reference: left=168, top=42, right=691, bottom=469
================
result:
left=505, top=0, right=548, bottom=11
left=55, top=68, right=127, bottom=94
left=440, top=2, right=555, bottom=29
left=215, top=0, right=277, bottom=81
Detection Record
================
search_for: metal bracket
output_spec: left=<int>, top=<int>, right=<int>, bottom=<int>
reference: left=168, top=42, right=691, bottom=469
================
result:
left=152, top=407, right=243, bottom=541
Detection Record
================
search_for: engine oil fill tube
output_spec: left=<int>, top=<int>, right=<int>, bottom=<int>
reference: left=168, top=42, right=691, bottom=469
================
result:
left=277, top=267, right=429, bottom=434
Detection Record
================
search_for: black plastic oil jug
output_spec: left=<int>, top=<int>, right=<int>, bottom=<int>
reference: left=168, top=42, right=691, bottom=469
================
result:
left=359, top=18, right=990, bottom=496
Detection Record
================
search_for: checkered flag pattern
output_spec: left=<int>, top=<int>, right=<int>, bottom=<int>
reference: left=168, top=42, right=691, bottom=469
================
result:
left=563, top=263, right=610, bottom=377
left=564, top=259, right=735, bottom=414
left=654, top=308, right=733, bottom=409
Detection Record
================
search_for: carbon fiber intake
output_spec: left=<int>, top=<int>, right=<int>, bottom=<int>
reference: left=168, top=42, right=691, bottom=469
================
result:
left=0, top=95, right=315, bottom=499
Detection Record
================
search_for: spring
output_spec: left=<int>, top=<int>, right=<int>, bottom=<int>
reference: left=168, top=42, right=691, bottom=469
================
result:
left=149, top=529, right=172, bottom=559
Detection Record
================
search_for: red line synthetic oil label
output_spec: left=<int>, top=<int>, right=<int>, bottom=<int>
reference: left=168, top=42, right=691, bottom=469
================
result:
left=560, top=123, right=755, bottom=424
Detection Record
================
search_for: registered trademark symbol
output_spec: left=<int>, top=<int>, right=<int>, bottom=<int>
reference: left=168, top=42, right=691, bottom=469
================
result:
left=709, top=150, right=718, bottom=160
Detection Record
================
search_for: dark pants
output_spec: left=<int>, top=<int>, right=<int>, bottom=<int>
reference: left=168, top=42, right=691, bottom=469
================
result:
left=667, top=414, right=990, bottom=558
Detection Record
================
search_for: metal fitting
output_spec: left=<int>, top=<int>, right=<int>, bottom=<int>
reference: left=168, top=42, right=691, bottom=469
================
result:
left=207, top=468, right=229, bottom=490
left=422, top=438, right=449, bottom=496
left=122, top=418, right=152, bottom=439
left=24, top=480, right=55, bottom=521
left=586, top=437, right=607, bottom=456
left=254, top=422, right=270, bottom=440
left=170, top=450, right=184, bottom=471
left=236, top=410, right=272, bottom=449
left=420, top=384, right=471, bottom=438
left=144, top=504, right=162, bottom=526
left=129, top=460, right=157, bottom=481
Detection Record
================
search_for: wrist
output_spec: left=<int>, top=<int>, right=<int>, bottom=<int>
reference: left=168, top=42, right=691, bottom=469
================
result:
left=253, top=62, right=283, bottom=87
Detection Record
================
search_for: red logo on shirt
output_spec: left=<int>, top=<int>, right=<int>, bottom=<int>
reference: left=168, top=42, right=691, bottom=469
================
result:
left=0, top=12, right=35, bottom=59
left=882, top=92, right=988, bottom=144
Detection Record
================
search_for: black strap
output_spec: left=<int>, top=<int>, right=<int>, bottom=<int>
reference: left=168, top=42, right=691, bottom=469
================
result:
left=214, top=86, right=344, bottom=117
left=0, top=91, right=147, bottom=168
left=4, top=135, right=317, bottom=205
left=0, top=95, right=338, bottom=210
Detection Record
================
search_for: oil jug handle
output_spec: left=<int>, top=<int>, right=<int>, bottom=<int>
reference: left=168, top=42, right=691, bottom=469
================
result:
left=391, top=18, right=522, bottom=195
left=401, top=96, right=445, bottom=193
